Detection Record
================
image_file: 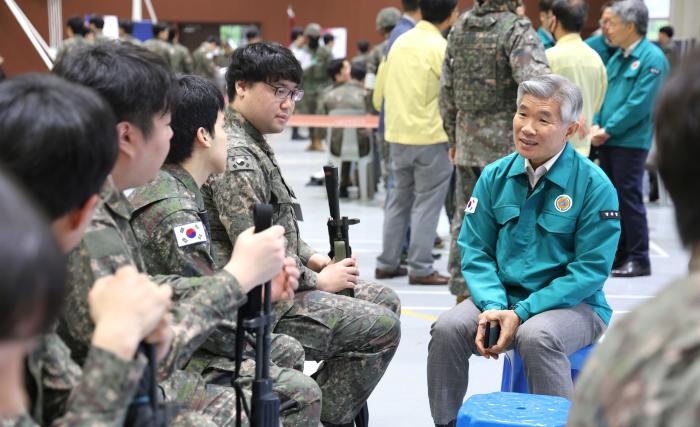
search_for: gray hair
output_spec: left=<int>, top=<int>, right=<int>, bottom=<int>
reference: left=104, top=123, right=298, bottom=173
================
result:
left=516, top=74, right=583, bottom=124
left=611, top=0, right=649, bottom=36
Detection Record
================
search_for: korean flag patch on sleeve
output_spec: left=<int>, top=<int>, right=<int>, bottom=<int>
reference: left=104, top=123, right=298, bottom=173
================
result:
left=465, top=196, right=478, bottom=214
left=174, top=221, right=208, bottom=247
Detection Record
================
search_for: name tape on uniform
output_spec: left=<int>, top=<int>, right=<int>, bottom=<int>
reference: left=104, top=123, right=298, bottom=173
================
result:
left=599, top=210, right=620, bottom=220
left=174, top=221, right=208, bottom=247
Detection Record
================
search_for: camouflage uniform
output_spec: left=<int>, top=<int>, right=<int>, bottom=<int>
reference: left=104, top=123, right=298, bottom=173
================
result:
left=202, top=107, right=402, bottom=424
left=55, top=36, right=88, bottom=64
left=440, top=0, right=550, bottom=298
left=316, top=81, right=371, bottom=189
left=568, top=263, right=700, bottom=427
left=127, top=164, right=322, bottom=426
left=143, top=38, right=175, bottom=68
left=365, top=41, right=387, bottom=78
left=171, top=42, right=193, bottom=74
left=296, top=44, right=334, bottom=139
left=192, top=43, right=218, bottom=80
left=57, top=176, right=253, bottom=426
left=350, top=52, right=369, bottom=70
left=119, top=34, right=141, bottom=45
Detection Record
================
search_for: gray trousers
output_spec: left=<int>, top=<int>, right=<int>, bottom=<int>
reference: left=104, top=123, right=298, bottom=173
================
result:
left=427, top=298, right=606, bottom=424
left=376, top=142, right=451, bottom=276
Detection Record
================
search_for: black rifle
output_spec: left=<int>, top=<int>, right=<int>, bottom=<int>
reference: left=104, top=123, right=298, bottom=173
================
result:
left=323, top=164, right=359, bottom=298
left=123, top=344, right=180, bottom=426
left=322, top=165, right=370, bottom=427
left=234, top=204, right=280, bottom=427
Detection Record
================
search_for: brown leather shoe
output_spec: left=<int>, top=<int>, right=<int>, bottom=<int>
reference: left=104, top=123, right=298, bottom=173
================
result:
left=409, top=271, right=449, bottom=285
left=375, top=267, right=408, bottom=279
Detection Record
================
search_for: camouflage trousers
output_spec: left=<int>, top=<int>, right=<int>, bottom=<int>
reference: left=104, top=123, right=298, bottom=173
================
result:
left=448, top=165, right=482, bottom=298
left=275, top=280, right=402, bottom=424
left=163, top=333, right=321, bottom=427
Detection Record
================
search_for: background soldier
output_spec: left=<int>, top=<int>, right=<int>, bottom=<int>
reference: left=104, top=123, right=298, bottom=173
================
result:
left=365, top=7, right=401, bottom=99
left=296, top=23, right=333, bottom=151
left=118, top=19, right=141, bottom=45
left=55, top=16, right=88, bottom=63
left=440, top=0, right=549, bottom=302
left=168, top=26, right=193, bottom=74
left=192, top=36, right=220, bottom=81
left=317, top=59, right=371, bottom=196
left=143, top=22, right=174, bottom=68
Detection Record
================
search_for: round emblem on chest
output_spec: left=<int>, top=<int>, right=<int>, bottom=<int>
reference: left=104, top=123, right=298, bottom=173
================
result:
left=554, top=194, right=573, bottom=213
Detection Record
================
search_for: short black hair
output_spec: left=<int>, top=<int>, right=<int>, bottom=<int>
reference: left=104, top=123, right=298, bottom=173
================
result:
left=246, top=27, right=260, bottom=40
left=323, top=33, right=335, bottom=45
left=53, top=41, right=178, bottom=138
left=0, top=168, right=66, bottom=340
left=119, top=19, right=134, bottom=34
left=419, top=0, right=458, bottom=25
left=403, top=0, right=420, bottom=12
left=0, top=73, right=118, bottom=220
left=357, top=40, right=369, bottom=53
left=539, top=0, right=555, bottom=12
left=152, top=22, right=168, bottom=37
left=552, top=0, right=589, bottom=33
left=659, top=25, right=674, bottom=38
left=291, top=26, right=304, bottom=40
left=327, top=58, right=346, bottom=81
left=168, top=25, right=178, bottom=42
left=351, top=64, right=367, bottom=81
left=655, top=51, right=700, bottom=246
left=166, top=75, right=224, bottom=164
left=89, top=15, right=104, bottom=29
left=67, top=16, right=85, bottom=35
left=225, top=42, right=303, bottom=100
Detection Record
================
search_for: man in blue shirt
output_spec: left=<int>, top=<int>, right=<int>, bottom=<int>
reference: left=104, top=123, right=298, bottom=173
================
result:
left=427, top=74, right=620, bottom=427
left=537, top=0, right=556, bottom=49
left=590, top=0, right=668, bottom=277
left=585, top=2, right=618, bottom=65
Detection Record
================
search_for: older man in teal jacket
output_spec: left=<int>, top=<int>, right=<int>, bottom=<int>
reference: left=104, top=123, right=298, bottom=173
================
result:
left=427, top=74, right=620, bottom=427
left=590, top=0, right=668, bottom=278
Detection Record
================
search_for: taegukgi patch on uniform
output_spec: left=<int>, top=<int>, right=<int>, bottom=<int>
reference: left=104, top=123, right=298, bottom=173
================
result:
left=174, top=221, right=207, bottom=247
left=465, top=196, right=478, bottom=214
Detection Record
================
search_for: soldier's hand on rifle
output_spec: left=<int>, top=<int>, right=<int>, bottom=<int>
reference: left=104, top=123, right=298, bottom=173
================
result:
left=270, top=257, right=300, bottom=301
left=307, top=253, right=332, bottom=273
left=89, top=266, right=173, bottom=360
left=316, top=257, right=358, bottom=293
left=144, top=313, right=174, bottom=364
left=224, top=225, right=286, bottom=292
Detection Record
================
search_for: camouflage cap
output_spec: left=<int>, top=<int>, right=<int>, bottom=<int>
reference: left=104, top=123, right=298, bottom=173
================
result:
left=376, top=7, right=401, bottom=32
left=304, top=23, right=322, bottom=38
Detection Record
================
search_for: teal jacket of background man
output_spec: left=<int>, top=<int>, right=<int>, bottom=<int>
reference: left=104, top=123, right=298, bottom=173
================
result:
left=458, top=143, right=620, bottom=324
left=594, top=37, right=669, bottom=150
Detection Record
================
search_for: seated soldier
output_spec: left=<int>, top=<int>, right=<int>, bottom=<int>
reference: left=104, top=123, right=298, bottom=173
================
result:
left=427, top=74, right=621, bottom=427
left=127, top=74, right=321, bottom=426
left=0, top=73, right=196, bottom=426
left=51, top=41, right=291, bottom=425
left=202, top=42, right=401, bottom=427
left=317, top=58, right=371, bottom=197
left=568, top=51, right=700, bottom=427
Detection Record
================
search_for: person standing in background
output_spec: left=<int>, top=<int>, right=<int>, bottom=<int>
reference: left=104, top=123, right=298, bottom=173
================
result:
left=440, top=0, right=549, bottom=302
left=546, top=0, right=607, bottom=157
left=590, top=0, right=668, bottom=278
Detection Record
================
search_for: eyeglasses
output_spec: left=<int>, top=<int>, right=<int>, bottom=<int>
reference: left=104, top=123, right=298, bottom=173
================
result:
left=264, top=82, right=304, bottom=102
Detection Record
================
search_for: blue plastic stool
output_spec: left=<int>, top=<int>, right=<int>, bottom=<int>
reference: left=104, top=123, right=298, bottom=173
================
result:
left=500, top=345, right=594, bottom=393
left=457, top=392, right=571, bottom=427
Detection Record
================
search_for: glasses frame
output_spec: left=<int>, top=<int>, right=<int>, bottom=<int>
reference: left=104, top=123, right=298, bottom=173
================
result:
left=264, top=82, right=304, bottom=102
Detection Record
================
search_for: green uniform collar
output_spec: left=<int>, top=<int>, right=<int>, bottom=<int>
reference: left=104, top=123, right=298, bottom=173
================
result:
left=100, top=176, right=132, bottom=220
left=224, top=105, right=273, bottom=155
left=507, top=143, right=573, bottom=189
left=162, top=163, right=204, bottom=210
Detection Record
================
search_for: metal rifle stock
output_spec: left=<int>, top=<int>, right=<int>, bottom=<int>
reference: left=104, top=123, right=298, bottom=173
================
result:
left=234, top=204, right=279, bottom=427
left=323, top=165, right=359, bottom=297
